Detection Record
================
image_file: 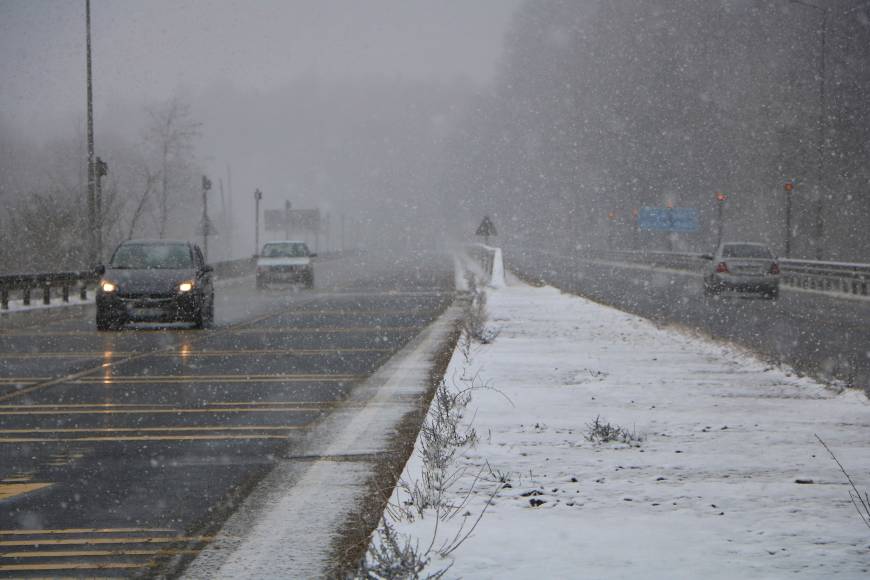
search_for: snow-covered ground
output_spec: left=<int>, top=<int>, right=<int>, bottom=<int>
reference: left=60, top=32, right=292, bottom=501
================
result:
left=371, top=262, right=870, bottom=578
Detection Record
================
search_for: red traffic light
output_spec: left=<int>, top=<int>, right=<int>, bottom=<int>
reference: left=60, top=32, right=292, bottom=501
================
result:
left=715, top=192, right=727, bottom=202
left=784, top=181, right=794, bottom=192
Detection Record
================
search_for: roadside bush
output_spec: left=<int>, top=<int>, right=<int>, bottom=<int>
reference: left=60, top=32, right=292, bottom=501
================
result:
left=585, top=415, right=643, bottom=445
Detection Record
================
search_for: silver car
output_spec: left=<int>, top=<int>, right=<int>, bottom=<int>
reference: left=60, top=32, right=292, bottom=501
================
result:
left=702, top=242, right=780, bottom=299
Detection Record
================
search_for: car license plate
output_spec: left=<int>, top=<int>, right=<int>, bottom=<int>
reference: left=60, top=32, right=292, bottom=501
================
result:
left=129, top=307, right=163, bottom=318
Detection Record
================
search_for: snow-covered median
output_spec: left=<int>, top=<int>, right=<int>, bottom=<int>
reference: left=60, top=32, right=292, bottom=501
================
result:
left=363, top=272, right=870, bottom=578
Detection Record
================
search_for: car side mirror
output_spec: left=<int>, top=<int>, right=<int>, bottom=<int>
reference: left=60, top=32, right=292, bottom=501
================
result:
left=700, top=254, right=713, bottom=260
left=94, top=264, right=106, bottom=275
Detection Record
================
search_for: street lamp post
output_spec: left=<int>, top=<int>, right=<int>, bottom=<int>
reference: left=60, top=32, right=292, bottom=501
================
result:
left=783, top=179, right=795, bottom=257
left=85, top=0, right=96, bottom=266
left=254, top=188, right=263, bottom=255
left=95, top=157, right=108, bottom=261
left=201, top=175, right=212, bottom=260
left=715, top=192, right=728, bottom=247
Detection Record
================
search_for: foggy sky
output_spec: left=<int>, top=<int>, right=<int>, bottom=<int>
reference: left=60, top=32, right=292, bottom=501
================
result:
left=0, top=0, right=521, bottom=140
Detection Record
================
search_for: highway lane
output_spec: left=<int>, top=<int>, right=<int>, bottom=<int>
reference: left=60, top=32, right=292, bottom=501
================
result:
left=507, top=249, right=870, bottom=392
left=0, top=251, right=455, bottom=577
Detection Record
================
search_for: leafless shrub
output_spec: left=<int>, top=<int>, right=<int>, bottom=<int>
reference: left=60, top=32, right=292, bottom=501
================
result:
left=396, top=379, right=478, bottom=519
left=816, top=434, right=870, bottom=530
left=585, top=415, right=643, bottom=445
left=354, top=519, right=450, bottom=580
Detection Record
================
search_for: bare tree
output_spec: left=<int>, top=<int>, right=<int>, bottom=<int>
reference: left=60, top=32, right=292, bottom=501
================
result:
left=143, top=96, right=201, bottom=238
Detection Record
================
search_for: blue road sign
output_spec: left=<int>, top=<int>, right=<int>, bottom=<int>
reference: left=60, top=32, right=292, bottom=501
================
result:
left=638, top=207, right=699, bottom=232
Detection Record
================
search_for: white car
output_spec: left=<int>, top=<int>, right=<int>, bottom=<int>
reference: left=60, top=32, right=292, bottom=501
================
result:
left=702, top=242, right=780, bottom=300
left=256, top=241, right=316, bottom=289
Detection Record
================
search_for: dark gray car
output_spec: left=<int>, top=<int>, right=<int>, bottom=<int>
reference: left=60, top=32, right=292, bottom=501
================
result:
left=95, top=240, right=215, bottom=330
left=702, top=242, right=780, bottom=299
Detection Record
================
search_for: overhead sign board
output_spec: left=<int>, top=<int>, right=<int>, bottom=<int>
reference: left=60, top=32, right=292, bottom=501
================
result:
left=264, top=208, right=321, bottom=232
left=638, top=207, right=699, bottom=232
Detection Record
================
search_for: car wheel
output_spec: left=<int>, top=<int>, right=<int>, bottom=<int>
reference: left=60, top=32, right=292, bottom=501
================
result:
left=765, top=288, right=779, bottom=301
left=206, top=293, right=215, bottom=325
left=192, top=300, right=206, bottom=329
left=96, top=309, right=119, bottom=331
left=256, top=276, right=265, bottom=290
left=305, top=272, right=314, bottom=289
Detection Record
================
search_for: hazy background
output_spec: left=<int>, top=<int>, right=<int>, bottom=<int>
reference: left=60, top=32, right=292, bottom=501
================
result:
left=0, top=0, right=521, bottom=265
left=1, top=0, right=868, bottom=271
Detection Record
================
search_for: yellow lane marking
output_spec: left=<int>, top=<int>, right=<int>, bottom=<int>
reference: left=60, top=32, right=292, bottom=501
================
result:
left=0, top=528, right=175, bottom=536
left=0, top=295, right=332, bottom=403
left=0, top=483, right=52, bottom=501
left=0, top=434, right=292, bottom=443
left=0, top=406, right=326, bottom=416
left=0, top=433, right=287, bottom=445
left=279, top=309, right=434, bottom=315
left=0, top=562, right=147, bottom=571
left=74, top=373, right=364, bottom=384
left=232, top=325, right=417, bottom=334
left=0, top=325, right=415, bottom=336
left=0, top=353, right=133, bottom=360
left=0, top=401, right=323, bottom=409
left=0, top=536, right=213, bottom=547
left=0, top=378, right=45, bottom=384
left=2, top=548, right=200, bottom=558
left=0, top=425, right=305, bottom=434
left=0, top=347, right=393, bottom=359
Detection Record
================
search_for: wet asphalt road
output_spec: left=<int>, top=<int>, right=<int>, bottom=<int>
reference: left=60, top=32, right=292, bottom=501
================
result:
left=0, top=252, right=454, bottom=577
left=507, top=248, right=870, bottom=392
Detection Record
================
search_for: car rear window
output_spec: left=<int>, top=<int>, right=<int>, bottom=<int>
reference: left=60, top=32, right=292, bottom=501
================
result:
left=722, top=244, right=772, bottom=259
left=262, top=243, right=309, bottom=257
left=111, top=243, right=192, bottom=269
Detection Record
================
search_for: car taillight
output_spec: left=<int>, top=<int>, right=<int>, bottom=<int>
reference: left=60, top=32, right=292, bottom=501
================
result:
left=770, top=262, right=780, bottom=275
left=715, top=262, right=729, bottom=273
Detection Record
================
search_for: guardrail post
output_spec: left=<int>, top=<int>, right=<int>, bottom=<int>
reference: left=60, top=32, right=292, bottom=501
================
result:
left=1, top=288, right=7, bottom=310
left=23, top=287, right=31, bottom=306
left=43, top=285, right=51, bottom=305
left=62, top=285, right=70, bottom=302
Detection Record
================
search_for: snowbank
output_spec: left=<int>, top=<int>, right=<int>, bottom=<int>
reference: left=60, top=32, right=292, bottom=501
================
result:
left=368, top=267, right=870, bottom=578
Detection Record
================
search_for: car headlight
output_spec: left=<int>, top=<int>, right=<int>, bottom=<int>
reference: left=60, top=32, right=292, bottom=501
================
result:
left=100, top=280, right=117, bottom=293
left=178, top=281, right=194, bottom=293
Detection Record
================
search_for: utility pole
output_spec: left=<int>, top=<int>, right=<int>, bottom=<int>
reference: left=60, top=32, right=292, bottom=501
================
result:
left=226, top=164, right=233, bottom=258
left=85, top=0, right=96, bottom=266
left=254, top=188, right=262, bottom=255
left=784, top=180, right=794, bottom=258
left=201, top=175, right=212, bottom=260
left=715, top=192, right=728, bottom=247
left=95, top=157, right=108, bottom=261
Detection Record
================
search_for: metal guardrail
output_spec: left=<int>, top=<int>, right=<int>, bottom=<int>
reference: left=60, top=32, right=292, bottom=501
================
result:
left=0, top=271, right=98, bottom=310
left=0, top=251, right=352, bottom=311
left=0, top=257, right=254, bottom=311
left=596, top=250, right=870, bottom=297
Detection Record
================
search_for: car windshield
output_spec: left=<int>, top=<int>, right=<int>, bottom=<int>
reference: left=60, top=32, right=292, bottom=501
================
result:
left=722, top=244, right=773, bottom=259
left=262, top=243, right=309, bottom=258
left=110, top=243, right=192, bottom=269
